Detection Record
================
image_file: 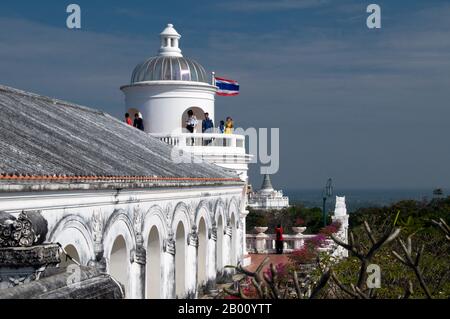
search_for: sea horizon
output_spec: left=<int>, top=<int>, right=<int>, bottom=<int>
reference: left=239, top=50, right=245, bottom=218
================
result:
left=284, top=188, right=448, bottom=211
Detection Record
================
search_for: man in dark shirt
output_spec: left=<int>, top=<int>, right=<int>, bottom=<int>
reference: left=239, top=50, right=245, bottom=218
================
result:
left=202, top=113, right=214, bottom=133
left=134, top=113, right=145, bottom=131
left=202, top=112, right=214, bottom=146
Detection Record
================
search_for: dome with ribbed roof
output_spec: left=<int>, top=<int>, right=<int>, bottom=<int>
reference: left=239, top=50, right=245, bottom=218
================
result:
left=130, top=24, right=209, bottom=84
left=131, top=56, right=208, bottom=84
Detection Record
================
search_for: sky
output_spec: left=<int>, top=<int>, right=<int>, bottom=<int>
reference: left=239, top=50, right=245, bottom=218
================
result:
left=0, top=0, right=449, bottom=191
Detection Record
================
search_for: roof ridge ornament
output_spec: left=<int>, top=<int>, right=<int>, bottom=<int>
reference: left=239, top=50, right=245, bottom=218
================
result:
left=158, top=23, right=183, bottom=57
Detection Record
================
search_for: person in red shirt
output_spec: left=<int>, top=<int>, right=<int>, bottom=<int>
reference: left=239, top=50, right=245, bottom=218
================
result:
left=125, top=113, right=133, bottom=126
left=275, top=224, right=284, bottom=254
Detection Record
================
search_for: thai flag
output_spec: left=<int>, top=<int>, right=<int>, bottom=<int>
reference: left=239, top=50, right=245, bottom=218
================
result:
left=215, top=77, right=240, bottom=96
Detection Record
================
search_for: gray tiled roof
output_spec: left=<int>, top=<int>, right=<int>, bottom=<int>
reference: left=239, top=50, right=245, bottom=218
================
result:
left=0, top=85, right=238, bottom=183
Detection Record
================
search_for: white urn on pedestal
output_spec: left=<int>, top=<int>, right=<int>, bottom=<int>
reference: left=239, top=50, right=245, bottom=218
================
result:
left=291, top=227, right=306, bottom=235
left=254, top=227, right=268, bottom=254
left=292, top=227, right=306, bottom=250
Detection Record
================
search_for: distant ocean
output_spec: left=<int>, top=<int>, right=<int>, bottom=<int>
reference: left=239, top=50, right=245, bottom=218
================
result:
left=284, top=189, right=448, bottom=212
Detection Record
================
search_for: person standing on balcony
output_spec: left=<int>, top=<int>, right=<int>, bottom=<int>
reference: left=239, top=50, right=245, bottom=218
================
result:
left=202, top=113, right=214, bottom=146
left=225, top=117, right=234, bottom=134
left=185, top=110, right=198, bottom=145
left=275, top=224, right=284, bottom=254
left=202, top=113, right=214, bottom=133
left=125, top=113, right=133, bottom=126
left=134, top=113, right=145, bottom=131
left=185, top=110, right=198, bottom=133
left=219, top=121, right=225, bottom=134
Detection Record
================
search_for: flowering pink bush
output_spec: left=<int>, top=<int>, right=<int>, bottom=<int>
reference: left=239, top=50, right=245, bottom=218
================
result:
left=289, top=233, right=329, bottom=266
left=319, top=221, right=341, bottom=237
left=288, top=246, right=317, bottom=265
left=307, top=234, right=327, bottom=248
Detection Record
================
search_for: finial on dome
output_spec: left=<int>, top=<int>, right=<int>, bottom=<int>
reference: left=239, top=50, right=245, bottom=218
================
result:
left=159, top=23, right=183, bottom=57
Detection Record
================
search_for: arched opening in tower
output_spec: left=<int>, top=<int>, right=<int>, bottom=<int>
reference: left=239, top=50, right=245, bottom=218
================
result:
left=110, top=235, right=129, bottom=297
left=181, top=107, right=207, bottom=134
left=197, top=217, right=207, bottom=291
left=146, top=226, right=161, bottom=299
left=60, top=244, right=80, bottom=268
left=175, top=222, right=186, bottom=298
left=127, top=108, right=140, bottom=118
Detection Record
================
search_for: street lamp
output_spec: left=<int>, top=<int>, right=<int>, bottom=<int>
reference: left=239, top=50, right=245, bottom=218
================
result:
left=322, top=178, right=333, bottom=227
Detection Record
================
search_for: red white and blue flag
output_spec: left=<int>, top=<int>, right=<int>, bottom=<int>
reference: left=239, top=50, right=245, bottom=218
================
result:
left=215, top=77, right=240, bottom=96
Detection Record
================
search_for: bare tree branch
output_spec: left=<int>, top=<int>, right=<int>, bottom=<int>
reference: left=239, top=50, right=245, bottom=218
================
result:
left=364, top=221, right=376, bottom=245
left=309, top=269, right=331, bottom=299
left=403, top=280, right=414, bottom=299
left=393, top=237, right=432, bottom=299
left=330, top=271, right=359, bottom=299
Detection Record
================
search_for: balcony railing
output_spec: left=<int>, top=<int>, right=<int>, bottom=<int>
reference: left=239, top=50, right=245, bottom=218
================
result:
left=151, top=133, right=246, bottom=149
left=246, top=233, right=336, bottom=254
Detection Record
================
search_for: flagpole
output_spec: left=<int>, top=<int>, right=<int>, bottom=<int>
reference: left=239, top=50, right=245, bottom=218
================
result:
left=212, top=71, right=216, bottom=86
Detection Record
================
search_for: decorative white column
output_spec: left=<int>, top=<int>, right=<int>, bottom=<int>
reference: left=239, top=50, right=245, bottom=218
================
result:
left=240, top=210, right=249, bottom=257
left=186, top=226, right=199, bottom=298
left=129, top=245, right=146, bottom=299
left=206, top=225, right=218, bottom=293
left=222, top=224, right=233, bottom=280
left=236, top=220, right=243, bottom=261
left=161, top=234, right=176, bottom=299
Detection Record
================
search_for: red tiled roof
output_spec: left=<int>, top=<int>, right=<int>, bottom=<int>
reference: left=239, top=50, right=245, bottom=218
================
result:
left=0, top=174, right=241, bottom=183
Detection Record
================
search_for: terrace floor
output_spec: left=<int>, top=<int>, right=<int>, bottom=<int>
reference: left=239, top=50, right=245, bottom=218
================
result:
left=246, top=254, right=291, bottom=272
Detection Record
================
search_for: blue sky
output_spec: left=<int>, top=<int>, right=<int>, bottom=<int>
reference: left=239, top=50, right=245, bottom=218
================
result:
left=1, top=0, right=449, bottom=191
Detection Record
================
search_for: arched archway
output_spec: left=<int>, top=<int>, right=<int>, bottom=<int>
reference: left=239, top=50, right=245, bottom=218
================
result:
left=60, top=244, right=80, bottom=268
left=50, top=216, right=95, bottom=266
left=175, top=221, right=186, bottom=298
left=181, top=107, right=206, bottom=133
left=110, top=235, right=129, bottom=297
left=127, top=108, right=140, bottom=119
left=146, top=226, right=161, bottom=299
left=197, top=217, right=207, bottom=289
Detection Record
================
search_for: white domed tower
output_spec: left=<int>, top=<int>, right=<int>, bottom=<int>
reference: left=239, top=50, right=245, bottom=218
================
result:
left=121, top=24, right=252, bottom=183
left=121, top=24, right=217, bottom=134
left=121, top=24, right=254, bottom=267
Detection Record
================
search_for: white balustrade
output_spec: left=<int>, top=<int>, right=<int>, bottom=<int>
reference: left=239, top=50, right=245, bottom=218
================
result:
left=150, top=133, right=246, bottom=151
left=246, top=233, right=331, bottom=254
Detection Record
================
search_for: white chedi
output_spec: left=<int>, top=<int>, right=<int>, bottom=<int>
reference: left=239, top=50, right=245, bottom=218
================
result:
left=332, top=196, right=350, bottom=258
left=334, top=196, right=347, bottom=216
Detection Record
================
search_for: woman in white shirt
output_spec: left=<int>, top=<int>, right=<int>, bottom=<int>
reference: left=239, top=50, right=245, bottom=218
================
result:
left=185, top=110, right=198, bottom=133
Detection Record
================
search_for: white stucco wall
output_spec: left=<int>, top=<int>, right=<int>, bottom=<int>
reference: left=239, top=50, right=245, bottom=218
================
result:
left=0, top=185, right=245, bottom=299
left=122, top=82, right=217, bottom=134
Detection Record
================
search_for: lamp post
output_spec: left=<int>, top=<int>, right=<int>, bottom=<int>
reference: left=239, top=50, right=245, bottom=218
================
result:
left=322, top=178, right=333, bottom=227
